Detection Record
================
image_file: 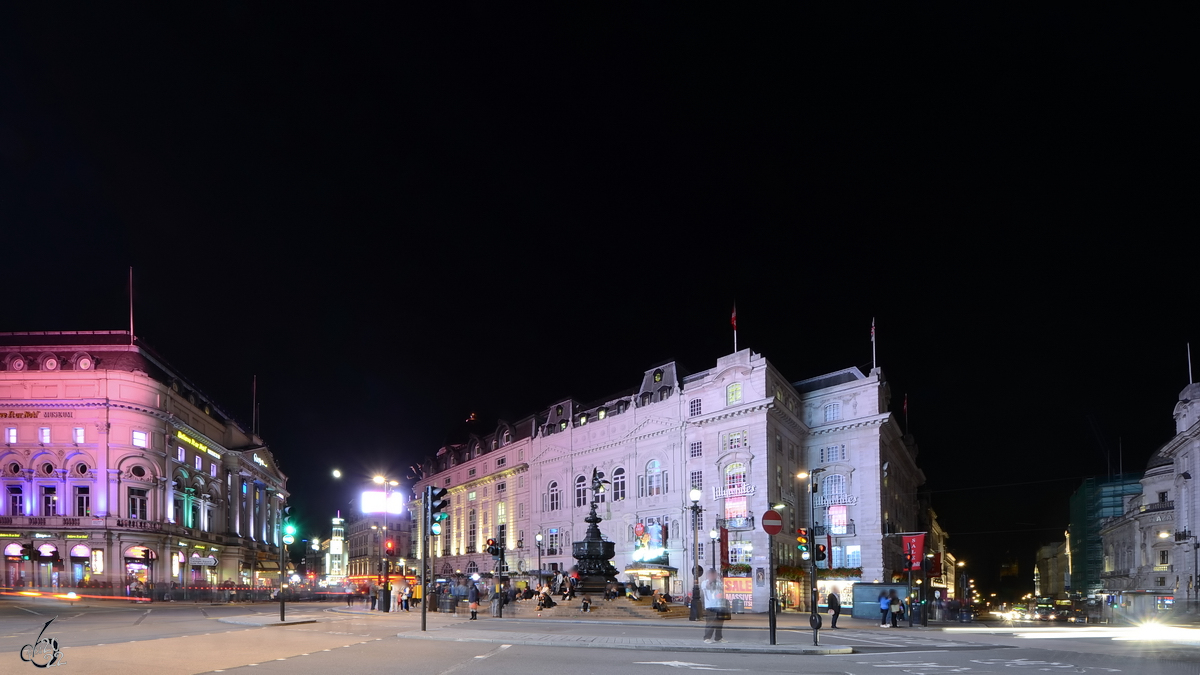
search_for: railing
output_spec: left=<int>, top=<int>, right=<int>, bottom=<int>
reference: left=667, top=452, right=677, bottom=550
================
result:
left=1143, top=500, right=1175, bottom=513
left=0, top=515, right=221, bottom=539
left=723, top=516, right=756, bottom=530
left=824, top=523, right=856, bottom=536
left=1154, top=564, right=1173, bottom=572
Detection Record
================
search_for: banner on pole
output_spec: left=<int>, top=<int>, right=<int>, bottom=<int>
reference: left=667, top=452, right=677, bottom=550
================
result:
left=902, top=533, right=925, bottom=570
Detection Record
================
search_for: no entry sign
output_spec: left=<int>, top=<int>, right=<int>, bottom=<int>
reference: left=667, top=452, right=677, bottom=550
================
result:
left=762, top=509, right=783, bottom=536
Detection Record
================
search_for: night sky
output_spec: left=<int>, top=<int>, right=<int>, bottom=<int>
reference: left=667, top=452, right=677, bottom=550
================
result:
left=1, top=5, right=1193, bottom=591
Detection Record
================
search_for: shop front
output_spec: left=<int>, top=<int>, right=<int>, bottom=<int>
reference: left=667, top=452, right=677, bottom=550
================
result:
left=3, top=542, right=25, bottom=587
left=624, top=562, right=677, bottom=597
left=124, top=545, right=156, bottom=593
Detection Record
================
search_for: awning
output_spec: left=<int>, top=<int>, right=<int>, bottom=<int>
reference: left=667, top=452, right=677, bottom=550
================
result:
left=256, top=562, right=280, bottom=571
left=624, top=563, right=678, bottom=578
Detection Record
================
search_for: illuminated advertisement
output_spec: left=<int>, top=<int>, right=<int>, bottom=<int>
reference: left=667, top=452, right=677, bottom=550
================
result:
left=360, top=490, right=404, bottom=515
left=723, top=576, right=753, bottom=610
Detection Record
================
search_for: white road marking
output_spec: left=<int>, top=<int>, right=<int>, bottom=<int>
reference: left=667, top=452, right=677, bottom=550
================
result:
left=17, top=607, right=41, bottom=615
left=634, top=662, right=744, bottom=671
left=475, top=644, right=513, bottom=659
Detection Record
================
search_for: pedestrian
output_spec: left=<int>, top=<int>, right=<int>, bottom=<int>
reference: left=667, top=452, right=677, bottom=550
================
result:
left=402, top=584, right=412, bottom=611
left=581, top=594, right=592, bottom=613
left=507, top=584, right=518, bottom=605
left=879, top=592, right=891, bottom=627
left=701, top=569, right=727, bottom=644
left=827, top=591, right=841, bottom=629
left=369, top=582, right=379, bottom=611
left=345, top=583, right=354, bottom=607
left=888, top=589, right=901, bottom=628
left=413, top=581, right=422, bottom=608
left=468, top=582, right=480, bottom=620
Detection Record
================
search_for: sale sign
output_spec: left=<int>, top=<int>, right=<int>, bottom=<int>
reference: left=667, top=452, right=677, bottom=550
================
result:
left=902, top=533, right=926, bottom=570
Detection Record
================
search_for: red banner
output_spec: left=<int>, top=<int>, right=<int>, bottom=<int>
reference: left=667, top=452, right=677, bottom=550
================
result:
left=902, top=533, right=925, bottom=570
left=928, top=552, right=943, bottom=577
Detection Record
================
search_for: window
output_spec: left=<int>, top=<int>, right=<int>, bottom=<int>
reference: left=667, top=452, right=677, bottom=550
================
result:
left=76, top=462, right=87, bottom=475
left=194, top=455, right=202, bottom=470
left=728, top=431, right=744, bottom=450
left=210, top=462, right=218, bottom=477
left=75, top=486, right=90, bottom=517
left=497, top=481, right=506, bottom=492
left=820, top=445, right=846, bottom=463
left=41, top=486, right=58, bottom=516
left=556, top=405, right=563, bottom=416
left=595, top=471, right=606, bottom=503
left=729, top=540, right=753, bottom=564
left=654, top=369, right=663, bottom=383
left=645, top=460, right=665, bottom=496
left=690, top=470, right=703, bottom=492
left=73, top=427, right=85, bottom=444
left=1156, top=577, right=1167, bottom=587
left=775, top=385, right=784, bottom=402
left=611, top=468, right=626, bottom=501
left=823, top=402, right=841, bottom=423
left=658, top=387, right=669, bottom=402
left=690, top=441, right=703, bottom=458
left=827, top=505, right=848, bottom=534
left=444, top=477, right=451, bottom=485
left=39, top=427, right=50, bottom=444
left=788, top=443, right=795, bottom=462
left=42, top=462, right=54, bottom=475
left=575, top=475, right=588, bottom=507
left=504, top=431, right=511, bottom=444
left=468, top=491, right=477, bottom=501
left=1160, top=550, right=1170, bottom=565
left=519, top=503, right=526, bottom=518
left=560, top=421, right=568, bottom=431
left=177, top=447, right=185, bottom=462
left=776, top=434, right=783, bottom=453
left=546, top=481, right=561, bottom=511
left=698, top=542, right=705, bottom=559
left=7, top=486, right=23, bottom=516
left=496, top=457, right=507, bottom=468
left=497, top=501, right=506, bottom=525
left=4, top=427, right=15, bottom=444
left=1159, top=491, right=1170, bottom=503
left=845, top=544, right=862, bottom=567
left=579, top=413, right=588, bottom=426
left=173, top=497, right=184, bottom=524
left=492, top=439, right=498, bottom=450
left=689, top=399, right=702, bottom=416
left=822, top=474, right=847, bottom=500
left=132, top=430, right=148, bottom=448
left=468, top=510, right=477, bottom=552
left=725, top=463, right=747, bottom=492
left=726, top=383, right=742, bottom=405
left=597, top=408, right=606, bottom=420
left=518, top=475, right=525, bottom=488
left=129, top=488, right=148, bottom=519
left=468, top=468, right=477, bottom=477
left=466, top=561, right=478, bottom=575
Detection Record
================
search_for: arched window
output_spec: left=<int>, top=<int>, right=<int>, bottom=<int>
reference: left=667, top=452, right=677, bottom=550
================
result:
left=492, top=439, right=498, bottom=450
left=559, top=420, right=568, bottom=431
left=640, top=392, right=652, bottom=406
left=579, top=413, right=588, bottom=426
left=726, top=382, right=742, bottom=405
left=466, top=561, right=478, bottom=575
left=503, top=431, right=511, bottom=444
left=547, top=481, right=561, bottom=511
left=822, top=473, right=847, bottom=499
left=441, top=562, right=453, bottom=576
left=575, top=475, right=588, bottom=507
left=827, top=504, right=848, bottom=534
left=645, top=460, right=664, bottom=496
left=556, top=405, right=563, bottom=416
left=689, top=399, right=702, bottom=416
left=597, top=407, right=607, bottom=420
left=611, top=468, right=626, bottom=501
left=824, top=402, right=841, bottom=423
left=653, top=369, right=664, bottom=383
left=468, top=510, right=477, bottom=552
left=658, top=386, right=669, bottom=401
left=725, top=462, right=747, bottom=492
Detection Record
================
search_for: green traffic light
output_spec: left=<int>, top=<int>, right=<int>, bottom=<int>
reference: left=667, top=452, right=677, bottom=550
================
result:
left=284, top=523, right=297, bottom=535
left=431, top=522, right=442, bottom=535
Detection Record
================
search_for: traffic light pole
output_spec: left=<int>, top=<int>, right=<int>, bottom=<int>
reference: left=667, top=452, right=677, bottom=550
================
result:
left=421, top=485, right=430, bottom=632
left=279, top=541, right=287, bottom=622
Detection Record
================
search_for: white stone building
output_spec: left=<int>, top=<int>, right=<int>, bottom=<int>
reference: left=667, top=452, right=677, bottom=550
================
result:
left=413, top=349, right=930, bottom=613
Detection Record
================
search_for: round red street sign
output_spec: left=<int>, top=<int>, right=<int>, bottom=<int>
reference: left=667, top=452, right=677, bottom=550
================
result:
left=762, top=509, right=783, bottom=536
left=634, top=523, right=645, bottom=537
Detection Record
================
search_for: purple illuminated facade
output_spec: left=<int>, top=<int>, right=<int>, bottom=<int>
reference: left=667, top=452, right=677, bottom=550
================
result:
left=0, top=331, right=289, bottom=594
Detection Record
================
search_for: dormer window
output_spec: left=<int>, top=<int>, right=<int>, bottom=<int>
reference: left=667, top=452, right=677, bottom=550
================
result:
left=503, top=431, right=511, bottom=444
left=559, top=420, right=568, bottom=431
left=492, top=439, right=498, bottom=450
left=653, top=369, right=664, bottom=383
left=597, top=407, right=606, bottom=420
left=579, top=414, right=588, bottom=426
left=556, top=405, right=564, bottom=416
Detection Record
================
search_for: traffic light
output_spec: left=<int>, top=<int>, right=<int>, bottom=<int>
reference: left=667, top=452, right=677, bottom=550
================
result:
left=486, top=538, right=502, bottom=559
left=21, top=542, right=35, bottom=560
left=814, top=544, right=827, bottom=562
left=428, top=486, right=449, bottom=535
left=795, top=528, right=810, bottom=560
left=385, top=540, right=396, bottom=557
left=282, top=506, right=297, bottom=537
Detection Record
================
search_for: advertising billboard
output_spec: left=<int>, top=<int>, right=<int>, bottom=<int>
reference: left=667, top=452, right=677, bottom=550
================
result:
left=360, top=490, right=404, bottom=514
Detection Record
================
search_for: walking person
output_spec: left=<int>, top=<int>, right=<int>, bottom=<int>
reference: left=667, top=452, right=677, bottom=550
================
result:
left=468, top=582, right=480, bottom=620
left=827, top=591, right=842, bottom=629
left=879, top=592, right=891, bottom=627
left=345, top=582, right=354, bottom=607
left=701, top=569, right=727, bottom=644
left=888, top=589, right=901, bottom=628
left=369, top=582, right=379, bottom=611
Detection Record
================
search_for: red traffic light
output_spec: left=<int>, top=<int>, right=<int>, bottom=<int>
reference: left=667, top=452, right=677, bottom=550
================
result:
left=386, top=540, right=394, bottom=549
left=486, top=538, right=496, bottom=547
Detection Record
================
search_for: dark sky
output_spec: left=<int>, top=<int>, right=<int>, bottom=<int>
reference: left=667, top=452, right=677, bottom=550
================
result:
left=1, top=5, right=1194, bottom=590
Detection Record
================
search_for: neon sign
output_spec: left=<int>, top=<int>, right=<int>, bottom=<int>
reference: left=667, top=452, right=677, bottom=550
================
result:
left=253, top=454, right=269, bottom=468
left=176, top=430, right=208, bottom=453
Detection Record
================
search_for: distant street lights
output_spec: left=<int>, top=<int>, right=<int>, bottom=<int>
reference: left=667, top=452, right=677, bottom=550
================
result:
left=374, top=475, right=400, bottom=607
left=797, top=468, right=826, bottom=646
left=535, top=533, right=544, bottom=582
left=709, top=528, right=719, bottom=570
left=689, top=487, right=704, bottom=622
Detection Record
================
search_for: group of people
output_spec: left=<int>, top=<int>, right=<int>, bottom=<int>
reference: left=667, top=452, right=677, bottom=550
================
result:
left=878, top=589, right=906, bottom=627
left=346, top=580, right=422, bottom=612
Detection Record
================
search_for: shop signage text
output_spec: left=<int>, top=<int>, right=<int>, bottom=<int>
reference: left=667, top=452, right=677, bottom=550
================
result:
left=253, top=453, right=269, bottom=468
left=33, top=533, right=54, bottom=539
left=0, top=532, right=19, bottom=538
left=176, top=430, right=209, bottom=453
left=814, top=494, right=859, bottom=507
left=0, top=410, right=75, bottom=418
left=191, top=556, right=217, bottom=566
left=65, top=534, right=88, bottom=539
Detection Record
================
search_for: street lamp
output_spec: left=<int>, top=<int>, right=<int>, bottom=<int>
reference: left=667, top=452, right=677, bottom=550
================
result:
left=797, top=468, right=826, bottom=646
left=709, top=528, right=719, bottom=570
left=535, top=533, right=544, bottom=583
left=373, top=475, right=400, bottom=611
left=689, top=487, right=704, bottom=622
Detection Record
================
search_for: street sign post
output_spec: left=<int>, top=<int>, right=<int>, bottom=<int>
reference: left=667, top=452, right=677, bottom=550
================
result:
left=762, top=508, right=782, bottom=644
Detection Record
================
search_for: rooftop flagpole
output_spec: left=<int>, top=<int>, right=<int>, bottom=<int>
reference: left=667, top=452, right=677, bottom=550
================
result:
left=732, top=304, right=738, bottom=353
left=871, top=317, right=876, bottom=370
left=1189, top=343, right=1193, bottom=384
left=129, top=267, right=135, bottom=345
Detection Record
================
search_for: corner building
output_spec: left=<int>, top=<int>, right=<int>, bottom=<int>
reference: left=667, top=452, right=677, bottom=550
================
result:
left=0, top=331, right=288, bottom=596
left=413, top=349, right=927, bottom=613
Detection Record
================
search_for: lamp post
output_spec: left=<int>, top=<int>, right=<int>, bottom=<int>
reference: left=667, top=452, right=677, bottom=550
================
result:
left=374, top=475, right=399, bottom=612
left=798, top=468, right=826, bottom=646
left=535, top=533, right=544, bottom=584
left=689, top=487, right=703, bottom=622
left=709, top=529, right=719, bottom=571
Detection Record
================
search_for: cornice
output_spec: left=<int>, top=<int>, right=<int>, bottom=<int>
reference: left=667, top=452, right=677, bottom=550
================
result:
left=691, top=398, right=772, bottom=425
left=808, top=413, right=889, bottom=436
left=766, top=401, right=809, bottom=434
left=445, top=463, right=530, bottom=493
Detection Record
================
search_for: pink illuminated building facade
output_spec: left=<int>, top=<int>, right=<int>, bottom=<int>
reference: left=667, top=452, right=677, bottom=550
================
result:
left=0, top=331, right=288, bottom=595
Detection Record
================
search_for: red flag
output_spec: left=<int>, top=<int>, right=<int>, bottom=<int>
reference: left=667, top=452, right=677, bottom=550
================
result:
left=901, top=533, right=926, bottom=570
left=731, top=305, right=737, bottom=331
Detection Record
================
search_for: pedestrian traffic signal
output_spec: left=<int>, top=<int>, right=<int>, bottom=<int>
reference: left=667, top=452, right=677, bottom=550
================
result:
left=385, top=540, right=396, bottom=557
left=428, top=486, right=449, bottom=535
left=814, top=544, right=827, bottom=562
left=796, top=528, right=809, bottom=558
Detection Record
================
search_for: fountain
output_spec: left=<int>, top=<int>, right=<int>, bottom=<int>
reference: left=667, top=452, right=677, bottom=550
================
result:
left=570, top=468, right=618, bottom=594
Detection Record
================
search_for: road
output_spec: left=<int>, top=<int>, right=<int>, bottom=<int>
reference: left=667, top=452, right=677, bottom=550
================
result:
left=2, top=598, right=1198, bottom=674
